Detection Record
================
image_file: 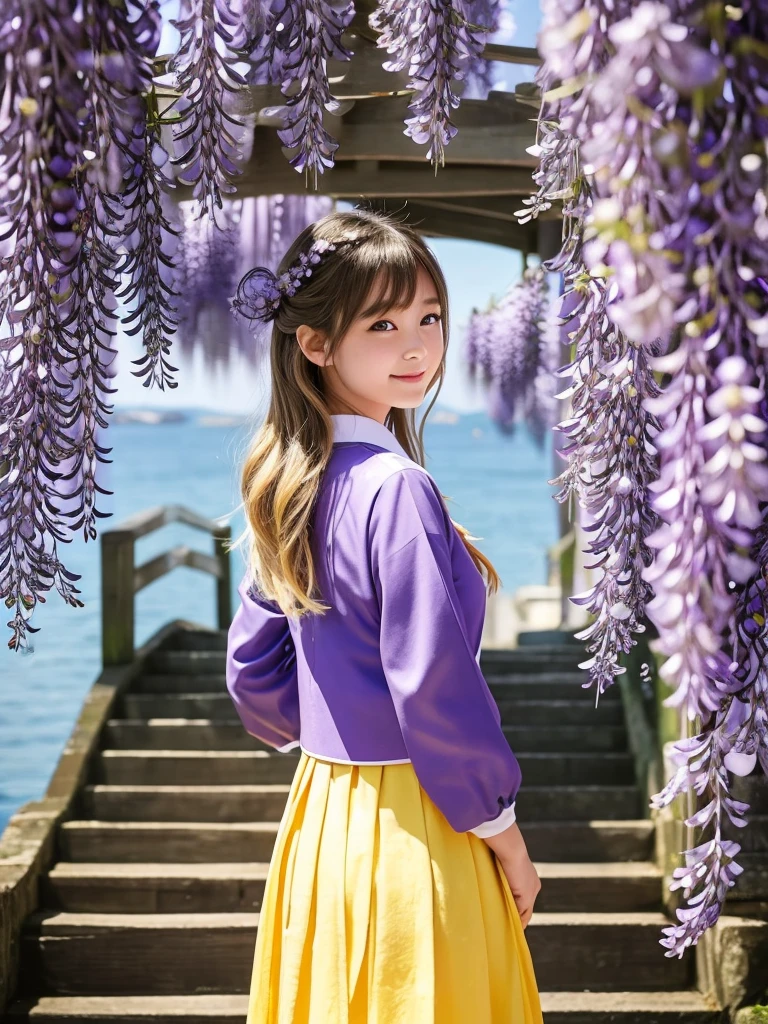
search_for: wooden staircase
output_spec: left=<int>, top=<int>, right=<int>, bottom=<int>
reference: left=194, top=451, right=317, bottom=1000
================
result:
left=3, top=632, right=723, bottom=1023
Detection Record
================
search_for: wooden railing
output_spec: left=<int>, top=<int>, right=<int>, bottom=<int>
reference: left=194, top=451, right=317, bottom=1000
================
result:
left=101, top=504, right=232, bottom=666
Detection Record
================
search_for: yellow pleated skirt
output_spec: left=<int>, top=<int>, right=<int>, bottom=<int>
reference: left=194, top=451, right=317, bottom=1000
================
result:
left=246, top=750, right=543, bottom=1024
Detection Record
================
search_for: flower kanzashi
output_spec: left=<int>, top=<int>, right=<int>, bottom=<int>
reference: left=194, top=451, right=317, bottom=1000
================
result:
left=229, top=238, right=337, bottom=326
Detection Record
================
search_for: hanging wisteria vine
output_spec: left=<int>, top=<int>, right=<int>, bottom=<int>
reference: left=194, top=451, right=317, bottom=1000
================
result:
left=0, top=0, right=164, bottom=650
left=167, top=0, right=251, bottom=215
left=244, top=0, right=355, bottom=187
left=465, top=265, right=557, bottom=439
left=554, top=286, right=662, bottom=700
left=521, top=0, right=768, bottom=956
left=370, top=0, right=489, bottom=167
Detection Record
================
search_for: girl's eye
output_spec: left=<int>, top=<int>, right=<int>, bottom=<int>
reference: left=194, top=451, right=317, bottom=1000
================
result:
left=369, top=313, right=442, bottom=331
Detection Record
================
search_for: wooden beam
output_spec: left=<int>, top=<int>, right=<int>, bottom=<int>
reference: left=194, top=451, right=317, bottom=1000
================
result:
left=331, top=121, right=536, bottom=166
left=483, top=43, right=541, bottom=66
left=379, top=196, right=533, bottom=224
left=173, top=142, right=537, bottom=200
left=362, top=199, right=539, bottom=250
left=248, top=87, right=535, bottom=130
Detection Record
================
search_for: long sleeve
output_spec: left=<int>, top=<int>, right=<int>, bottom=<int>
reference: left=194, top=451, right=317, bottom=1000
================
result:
left=225, top=573, right=301, bottom=752
left=369, top=468, right=521, bottom=837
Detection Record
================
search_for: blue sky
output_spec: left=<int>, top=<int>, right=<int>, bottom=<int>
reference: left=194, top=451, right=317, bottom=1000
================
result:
left=113, top=1, right=542, bottom=415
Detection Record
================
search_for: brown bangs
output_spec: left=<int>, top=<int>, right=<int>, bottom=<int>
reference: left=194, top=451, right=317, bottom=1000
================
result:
left=328, top=233, right=429, bottom=340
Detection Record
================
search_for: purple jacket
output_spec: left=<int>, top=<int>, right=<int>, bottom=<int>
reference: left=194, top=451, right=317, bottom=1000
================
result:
left=225, top=413, right=521, bottom=837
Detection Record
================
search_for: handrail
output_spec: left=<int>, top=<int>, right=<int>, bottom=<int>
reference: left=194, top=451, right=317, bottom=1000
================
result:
left=546, top=527, right=575, bottom=589
left=101, top=503, right=232, bottom=666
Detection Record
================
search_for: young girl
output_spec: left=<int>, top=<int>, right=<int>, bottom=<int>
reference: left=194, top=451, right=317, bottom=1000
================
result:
left=225, top=208, right=543, bottom=1023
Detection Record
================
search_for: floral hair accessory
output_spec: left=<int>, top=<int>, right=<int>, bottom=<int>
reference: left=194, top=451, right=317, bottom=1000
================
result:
left=229, top=237, right=339, bottom=327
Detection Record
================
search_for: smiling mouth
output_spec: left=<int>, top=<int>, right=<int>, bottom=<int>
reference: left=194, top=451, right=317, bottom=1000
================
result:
left=392, top=371, right=426, bottom=380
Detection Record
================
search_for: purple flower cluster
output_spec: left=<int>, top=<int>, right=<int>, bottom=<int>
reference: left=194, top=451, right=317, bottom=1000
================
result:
left=516, top=0, right=660, bottom=702
left=555, top=286, right=662, bottom=698
left=369, top=0, right=487, bottom=167
left=167, top=0, right=251, bottom=216
left=0, top=0, right=167, bottom=651
left=651, top=508, right=768, bottom=953
left=464, top=266, right=558, bottom=442
left=244, top=0, right=355, bottom=186
left=521, top=0, right=768, bottom=955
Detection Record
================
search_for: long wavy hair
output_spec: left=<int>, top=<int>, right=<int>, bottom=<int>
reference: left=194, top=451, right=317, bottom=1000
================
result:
left=227, top=207, right=501, bottom=618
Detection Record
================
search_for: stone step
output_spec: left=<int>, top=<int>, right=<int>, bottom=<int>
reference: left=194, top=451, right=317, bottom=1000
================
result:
left=57, top=819, right=654, bottom=863
left=17, top=911, right=691, bottom=994
left=118, top=691, right=622, bottom=723
left=153, top=633, right=591, bottom=662
left=487, top=676, right=617, bottom=701
left=42, top=860, right=662, bottom=915
left=94, top=749, right=637, bottom=787
left=538, top=990, right=719, bottom=1023
left=96, top=749, right=301, bottom=785
left=495, top=698, right=624, bottom=725
left=482, top=647, right=588, bottom=672
left=102, top=719, right=628, bottom=754
left=160, top=630, right=228, bottom=651
left=2, top=990, right=721, bottom=1024
left=143, top=647, right=587, bottom=678
left=129, top=673, right=616, bottom=700
left=133, top=674, right=233, bottom=694
left=80, top=783, right=643, bottom=823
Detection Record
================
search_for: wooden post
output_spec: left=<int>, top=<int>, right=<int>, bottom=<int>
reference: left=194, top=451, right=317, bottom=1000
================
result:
left=214, top=526, right=232, bottom=630
left=101, top=529, right=136, bottom=667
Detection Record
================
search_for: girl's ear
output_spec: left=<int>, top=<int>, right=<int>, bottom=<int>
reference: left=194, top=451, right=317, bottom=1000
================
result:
left=296, top=324, right=331, bottom=368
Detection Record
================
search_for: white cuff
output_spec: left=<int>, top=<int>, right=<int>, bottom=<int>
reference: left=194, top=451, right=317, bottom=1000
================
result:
left=276, top=739, right=301, bottom=753
left=468, top=801, right=517, bottom=838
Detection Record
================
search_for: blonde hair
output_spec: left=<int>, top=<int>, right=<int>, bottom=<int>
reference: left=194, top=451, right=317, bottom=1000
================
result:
left=227, top=208, right=501, bottom=618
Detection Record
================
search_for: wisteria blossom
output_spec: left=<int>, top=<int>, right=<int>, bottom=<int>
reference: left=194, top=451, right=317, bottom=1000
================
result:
left=370, top=0, right=487, bottom=167
left=461, top=0, right=504, bottom=99
left=0, top=0, right=162, bottom=650
left=465, top=266, right=556, bottom=440
left=524, top=296, right=563, bottom=448
left=651, top=499, right=768, bottom=953
left=516, top=0, right=658, bottom=700
left=246, top=0, right=355, bottom=186
left=557, top=287, right=662, bottom=699
left=168, top=0, right=252, bottom=215
left=522, top=0, right=768, bottom=955
left=113, top=108, right=182, bottom=391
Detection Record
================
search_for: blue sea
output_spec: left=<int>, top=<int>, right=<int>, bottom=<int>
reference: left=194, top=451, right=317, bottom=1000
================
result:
left=0, top=406, right=559, bottom=834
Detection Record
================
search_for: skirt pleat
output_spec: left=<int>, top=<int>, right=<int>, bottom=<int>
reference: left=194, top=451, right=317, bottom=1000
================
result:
left=246, top=751, right=543, bottom=1024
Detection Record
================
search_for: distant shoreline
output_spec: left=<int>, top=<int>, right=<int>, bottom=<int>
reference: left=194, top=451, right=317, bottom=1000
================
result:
left=112, top=407, right=465, bottom=428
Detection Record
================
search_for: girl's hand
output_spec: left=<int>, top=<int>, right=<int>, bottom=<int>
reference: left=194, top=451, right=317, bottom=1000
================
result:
left=481, top=822, right=541, bottom=928
left=497, top=848, right=541, bottom=928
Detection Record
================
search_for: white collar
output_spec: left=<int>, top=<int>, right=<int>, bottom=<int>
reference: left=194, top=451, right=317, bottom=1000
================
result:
left=330, top=413, right=411, bottom=459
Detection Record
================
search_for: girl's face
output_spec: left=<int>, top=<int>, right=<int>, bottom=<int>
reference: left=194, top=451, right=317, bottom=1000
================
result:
left=297, top=265, right=445, bottom=424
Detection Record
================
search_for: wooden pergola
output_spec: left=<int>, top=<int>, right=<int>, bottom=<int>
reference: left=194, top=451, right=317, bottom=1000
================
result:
left=166, top=3, right=560, bottom=255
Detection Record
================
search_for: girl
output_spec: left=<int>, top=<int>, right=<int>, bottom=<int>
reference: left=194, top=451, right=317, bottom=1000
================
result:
left=225, top=207, right=543, bottom=1023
